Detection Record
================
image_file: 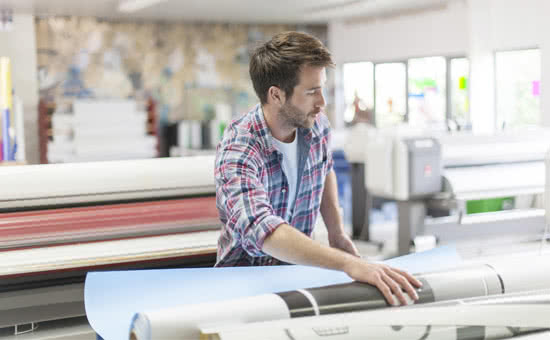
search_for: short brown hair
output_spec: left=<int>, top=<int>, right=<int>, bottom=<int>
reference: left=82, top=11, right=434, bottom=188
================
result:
left=249, top=31, right=334, bottom=105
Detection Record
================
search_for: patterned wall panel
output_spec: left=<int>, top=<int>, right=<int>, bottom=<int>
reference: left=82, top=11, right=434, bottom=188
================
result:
left=36, top=17, right=328, bottom=123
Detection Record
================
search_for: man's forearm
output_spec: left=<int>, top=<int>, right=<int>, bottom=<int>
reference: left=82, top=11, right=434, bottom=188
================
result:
left=318, top=169, right=360, bottom=256
left=263, top=223, right=356, bottom=271
left=320, top=170, right=346, bottom=237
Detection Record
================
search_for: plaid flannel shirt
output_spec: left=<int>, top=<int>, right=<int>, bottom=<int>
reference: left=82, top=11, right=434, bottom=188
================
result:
left=214, top=104, right=333, bottom=266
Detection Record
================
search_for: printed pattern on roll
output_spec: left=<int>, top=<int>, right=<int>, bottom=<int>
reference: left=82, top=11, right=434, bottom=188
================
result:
left=275, top=290, right=316, bottom=318
left=277, top=278, right=434, bottom=317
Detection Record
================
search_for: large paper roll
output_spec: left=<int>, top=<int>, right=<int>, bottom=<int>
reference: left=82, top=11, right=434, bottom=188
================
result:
left=0, top=57, right=13, bottom=161
left=545, top=149, right=550, bottom=225
left=202, top=290, right=550, bottom=340
left=0, top=156, right=215, bottom=209
left=129, top=294, right=290, bottom=340
left=129, top=254, right=550, bottom=340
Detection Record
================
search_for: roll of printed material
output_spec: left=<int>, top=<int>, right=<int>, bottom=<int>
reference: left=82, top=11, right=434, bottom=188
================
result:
left=129, top=254, right=550, bottom=340
left=0, top=156, right=215, bottom=209
left=545, top=149, right=549, bottom=225
left=0, top=57, right=13, bottom=161
left=207, top=323, right=549, bottom=340
left=13, top=95, right=24, bottom=162
left=178, top=121, right=191, bottom=150
left=190, top=121, right=202, bottom=149
left=129, top=294, right=290, bottom=340
left=201, top=290, right=550, bottom=340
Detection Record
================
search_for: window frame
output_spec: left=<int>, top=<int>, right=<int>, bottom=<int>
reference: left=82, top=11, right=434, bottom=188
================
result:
left=341, top=55, right=470, bottom=128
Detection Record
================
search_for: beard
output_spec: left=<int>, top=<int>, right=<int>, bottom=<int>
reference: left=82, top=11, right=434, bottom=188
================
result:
left=279, top=100, right=318, bottom=130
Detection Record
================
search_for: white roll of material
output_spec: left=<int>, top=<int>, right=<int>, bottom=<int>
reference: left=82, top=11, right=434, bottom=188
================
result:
left=0, top=156, right=215, bottom=209
left=545, top=148, right=550, bottom=225
left=129, top=254, right=550, bottom=340
left=129, top=294, right=289, bottom=340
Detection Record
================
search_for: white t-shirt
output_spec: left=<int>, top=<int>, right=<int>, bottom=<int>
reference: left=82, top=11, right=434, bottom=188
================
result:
left=271, top=133, right=299, bottom=221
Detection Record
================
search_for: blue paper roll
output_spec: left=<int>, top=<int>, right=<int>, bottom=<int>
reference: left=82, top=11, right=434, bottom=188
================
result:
left=2, top=108, right=10, bottom=161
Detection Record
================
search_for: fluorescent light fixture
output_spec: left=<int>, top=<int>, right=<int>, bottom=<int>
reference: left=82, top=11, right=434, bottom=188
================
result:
left=118, top=0, right=168, bottom=12
left=303, top=0, right=449, bottom=21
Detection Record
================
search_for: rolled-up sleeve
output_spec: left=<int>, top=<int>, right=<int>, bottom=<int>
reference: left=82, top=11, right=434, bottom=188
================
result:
left=215, top=141, right=285, bottom=257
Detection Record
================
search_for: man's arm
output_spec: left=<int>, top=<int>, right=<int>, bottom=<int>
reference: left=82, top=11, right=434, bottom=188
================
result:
left=263, top=224, right=422, bottom=306
left=320, top=169, right=360, bottom=256
left=215, top=141, right=288, bottom=260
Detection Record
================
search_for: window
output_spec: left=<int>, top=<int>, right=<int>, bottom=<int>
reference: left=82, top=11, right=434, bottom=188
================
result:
left=339, top=57, right=470, bottom=130
left=495, top=49, right=541, bottom=129
left=407, top=56, right=446, bottom=128
left=342, top=62, right=374, bottom=124
left=375, top=63, right=406, bottom=127
left=449, top=57, right=470, bottom=128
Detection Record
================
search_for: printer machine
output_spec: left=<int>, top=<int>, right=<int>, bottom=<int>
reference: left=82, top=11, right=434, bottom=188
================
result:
left=346, top=127, right=550, bottom=255
left=0, top=156, right=220, bottom=338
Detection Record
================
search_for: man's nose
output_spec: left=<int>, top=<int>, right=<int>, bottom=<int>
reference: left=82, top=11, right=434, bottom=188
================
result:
left=316, top=91, right=326, bottom=108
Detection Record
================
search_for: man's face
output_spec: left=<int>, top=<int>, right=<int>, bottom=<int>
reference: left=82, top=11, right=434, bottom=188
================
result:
left=279, top=65, right=327, bottom=129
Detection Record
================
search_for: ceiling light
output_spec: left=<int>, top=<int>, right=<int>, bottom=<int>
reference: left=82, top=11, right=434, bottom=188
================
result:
left=118, top=0, right=168, bottom=13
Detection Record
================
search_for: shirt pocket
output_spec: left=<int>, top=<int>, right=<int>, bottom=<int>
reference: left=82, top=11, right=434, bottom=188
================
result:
left=310, top=149, right=329, bottom=177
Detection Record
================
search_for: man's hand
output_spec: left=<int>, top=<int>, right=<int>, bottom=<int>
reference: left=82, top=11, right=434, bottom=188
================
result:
left=343, top=258, right=423, bottom=306
left=263, top=224, right=422, bottom=307
left=328, top=232, right=422, bottom=306
left=329, top=232, right=360, bottom=257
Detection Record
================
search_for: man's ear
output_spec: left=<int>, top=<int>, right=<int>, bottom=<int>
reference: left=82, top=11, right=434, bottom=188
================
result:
left=267, top=86, right=285, bottom=106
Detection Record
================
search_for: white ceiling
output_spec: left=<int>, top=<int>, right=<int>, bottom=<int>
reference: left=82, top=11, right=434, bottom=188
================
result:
left=2, top=0, right=452, bottom=24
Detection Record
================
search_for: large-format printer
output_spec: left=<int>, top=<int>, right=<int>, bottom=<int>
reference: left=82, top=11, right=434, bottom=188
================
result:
left=126, top=152, right=550, bottom=339
left=0, top=156, right=220, bottom=337
left=346, top=127, right=550, bottom=255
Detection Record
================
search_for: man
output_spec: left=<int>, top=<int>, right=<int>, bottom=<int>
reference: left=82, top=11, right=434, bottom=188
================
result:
left=214, top=31, right=421, bottom=306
